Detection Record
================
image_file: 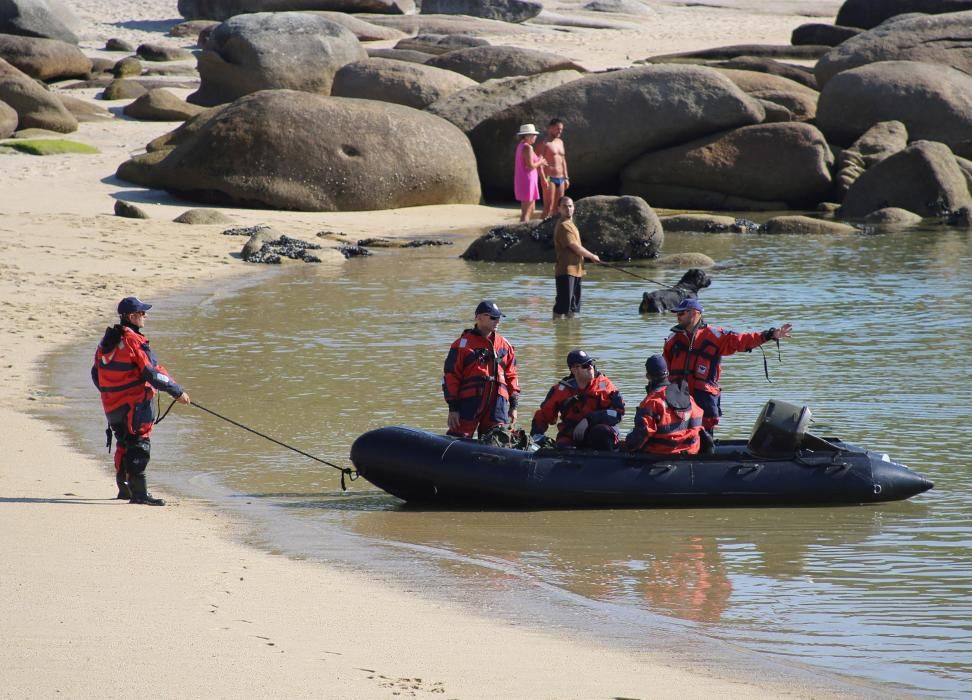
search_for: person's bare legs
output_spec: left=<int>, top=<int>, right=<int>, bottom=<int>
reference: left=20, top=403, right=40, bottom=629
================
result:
left=541, top=178, right=555, bottom=219
left=520, top=200, right=535, bottom=222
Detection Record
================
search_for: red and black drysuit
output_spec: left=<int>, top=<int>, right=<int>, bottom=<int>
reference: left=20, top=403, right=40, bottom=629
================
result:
left=663, top=323, right=773, bottom=432
left=443, top=327, right=520, bottom=438
left=530, top=373, right=625, bottom=449
left=91, top=321, right=184, bottom=491
left=625, top=381, right=704, bottom=455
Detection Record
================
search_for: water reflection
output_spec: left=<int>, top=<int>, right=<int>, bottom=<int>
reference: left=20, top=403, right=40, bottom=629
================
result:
left=50, top=225, right=972, bottom=696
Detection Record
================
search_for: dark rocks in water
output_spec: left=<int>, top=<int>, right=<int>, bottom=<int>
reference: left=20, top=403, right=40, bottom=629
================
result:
left=356, top=237, right=453, bottom=247
left=246, top=234, right=323, bottom=264
left=338, top=244, right=372, bottom=257
left=704, top=218, right=761, bottom=233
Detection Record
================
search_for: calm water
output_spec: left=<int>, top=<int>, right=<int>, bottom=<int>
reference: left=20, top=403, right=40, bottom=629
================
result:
left=53, top=225, right=971, bottom=696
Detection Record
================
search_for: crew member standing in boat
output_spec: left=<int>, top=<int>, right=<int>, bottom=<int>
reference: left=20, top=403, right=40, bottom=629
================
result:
left=92, top=296, right=191, bottom=506
left=531, top=349, right=624, bottom=449
left=443, top=299, right=520, bottom=438
left=625, top=355, right=704, bottom=454
left=663, top=298, right=792, bottom=433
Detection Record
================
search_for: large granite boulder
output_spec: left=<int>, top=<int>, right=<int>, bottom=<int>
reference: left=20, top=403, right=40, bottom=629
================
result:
left=177, top=0, right=415, bottom=21
left=834, top=0, right=972, bottom=29
left=395, top=33, right=489, bottom=55
left=124, top=89, right=209, bottom=121
left=0, top=0, right=78, bottom=43
left=469, top=64, right=765, bottom=198
left=307, top=11, right=407, bottom=40
left=363, top=14, right=544, bottom=36
left=188, top=12, right=366, bottom=106
left=840, top=140, right=972, bottom=217
left=816, top=60, right=972, bottom=148
left=815, top=11, right=972, bottom=86
left=116, top=90, right=482, bottom=212
left=0, top=57, right=76, bottom=132
left=420, top=0, right=542, bottom=23
left=833, top=120, right=909, bottom=195
left=330, top=57, right=476, bottom=109
left=58, top=93, right=112, bottom=122
left=713, top=57, right=817, bottom=89
left=0, top=99, right=17, bottom=136
left=426, top=45, right=585, bottom=82
left=714, top=68, right=819, bottom=121
left=583, top=0, right=655, bottom=15
left=791, top=23, right=861, bottom=46
left=426, top=69, right=583, bottom=132
left=621, top=122, right=834, bottom=210
left=0, top=34, right=91, bottom=82
left=461, top=195, right=663, bottom=262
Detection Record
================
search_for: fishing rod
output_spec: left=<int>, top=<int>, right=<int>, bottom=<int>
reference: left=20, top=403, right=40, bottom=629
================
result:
left=158, top=399, right=358, bottom=489
left=594, top=260, right=674, bottom=289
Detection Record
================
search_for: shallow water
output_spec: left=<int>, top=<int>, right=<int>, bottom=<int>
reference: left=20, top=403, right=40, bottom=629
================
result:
left=54, top=224, right=972, bottom=696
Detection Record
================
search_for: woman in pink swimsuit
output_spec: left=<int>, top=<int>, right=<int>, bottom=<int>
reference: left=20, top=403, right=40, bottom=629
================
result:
left=513, top=123, right=546, bottom=222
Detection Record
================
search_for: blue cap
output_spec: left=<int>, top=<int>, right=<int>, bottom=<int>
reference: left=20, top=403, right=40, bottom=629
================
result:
left=670, top=298, right=703, bottom=314
left=567, top=349, right=596, bottom=367
left=475, top=299, right=505, bottom=318
left=118, top=296, right=152, bottom=315
left=645, top=354, right=668, bottom=376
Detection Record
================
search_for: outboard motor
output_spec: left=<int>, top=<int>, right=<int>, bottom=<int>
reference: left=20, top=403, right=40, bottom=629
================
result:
left=748, top=399, right=812, bottom=458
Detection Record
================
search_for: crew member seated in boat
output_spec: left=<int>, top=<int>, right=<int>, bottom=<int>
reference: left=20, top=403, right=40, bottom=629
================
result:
left=443, top=299, right=520, bottom=439
left=530, top=349, right=625, bottom=449
left=664, top=298, right=792, bottom=433
left=625, top=354, right=705, bottom=455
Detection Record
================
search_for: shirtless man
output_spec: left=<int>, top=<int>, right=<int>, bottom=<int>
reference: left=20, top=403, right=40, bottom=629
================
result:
left=538, top=118, right=569, bottom=220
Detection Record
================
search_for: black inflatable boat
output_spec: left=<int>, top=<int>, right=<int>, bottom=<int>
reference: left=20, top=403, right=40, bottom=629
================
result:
left=350, top=401, right=934, bottom=508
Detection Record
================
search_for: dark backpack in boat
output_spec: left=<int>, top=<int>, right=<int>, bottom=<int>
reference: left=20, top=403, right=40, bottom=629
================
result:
left=479, top=426, right=531, bottom=450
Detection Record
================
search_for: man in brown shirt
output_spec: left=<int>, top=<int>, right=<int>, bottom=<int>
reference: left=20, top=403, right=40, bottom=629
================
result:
left=552, top=196, right=600, bottom=319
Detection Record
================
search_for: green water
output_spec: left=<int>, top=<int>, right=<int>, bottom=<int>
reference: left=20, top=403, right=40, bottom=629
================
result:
left=56, top=225, right=972, bottom=696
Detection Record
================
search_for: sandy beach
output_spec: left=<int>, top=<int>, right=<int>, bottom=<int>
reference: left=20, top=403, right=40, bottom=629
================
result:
left=0, top=1, right=855, bottom=696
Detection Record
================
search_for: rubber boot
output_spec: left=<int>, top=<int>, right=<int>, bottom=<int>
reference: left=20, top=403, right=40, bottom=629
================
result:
left=128, top=472, right=165, bottom=506
left=115, top=470, right=131, bottom=500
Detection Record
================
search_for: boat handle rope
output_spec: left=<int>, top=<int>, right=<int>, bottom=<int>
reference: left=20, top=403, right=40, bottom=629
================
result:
left=157, top=398, right=358, bottom=490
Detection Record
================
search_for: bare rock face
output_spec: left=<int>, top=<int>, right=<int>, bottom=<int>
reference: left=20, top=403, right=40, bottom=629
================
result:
left=621, top=122, right=834, bottom=211
left=461, top=195, right=663, bottom=262
left=816, top=60, right=972, bottom=149
left=0, top=34, right=91, bottom=81
left=715, top=68, right=819, bottom=121
left=834, top=0, right=972, bottom=29
left=188, top=12, right=367, bottom=106
left=761, top=215, right=858, bottom=235
left=469, top=64, right=765, bottom=198
left=426, top=45, right=585, bottom=82
left=833, top=120, right=909, bottom=196
left=124, top=89, right=209, bottom=121
left=330, top=57, right=476, bottom=109
left=177, top=0, right=415, bottom=22
left=840, top=140, right=972, bottom=218
left=395, top=33, right=489, bottom=55
left=117, top=89, right=482, bottom=212
left=0, top=99, right=18, bottom=137
left=426, top=69, right=583, bottom=133
left=816, top=11, right=972, bottom=86
left=0, top=57, right=76, bottom=132
left=420, top=0, right=542, bottom=23
left=0, top=0, right=78, bottom=43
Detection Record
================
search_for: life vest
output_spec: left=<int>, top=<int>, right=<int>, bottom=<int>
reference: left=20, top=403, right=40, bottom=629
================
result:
left=442, top=328, right=519, bottom=423
left=531, top=373, right=624, bottom=445
left=91, top=324, right=183, bottom=436
left=625, top=382, right=704, bottom=455
left=663, top=323, right=766, bottom=418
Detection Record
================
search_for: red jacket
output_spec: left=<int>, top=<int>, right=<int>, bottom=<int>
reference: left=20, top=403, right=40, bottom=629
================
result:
left=442, top=328, right=519, bottom=423
left=625, top=382, right=704, bottom=454
left=531, top=373, right=624, bottom=445
left=663, top=322, right=768, bottom=422
left=91, top=324, right=184, bottom=436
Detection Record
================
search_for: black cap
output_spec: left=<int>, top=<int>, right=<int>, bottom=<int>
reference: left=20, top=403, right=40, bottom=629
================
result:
left=118, top=296, right=152, bottom=315
left=645, top=354, right=668, bottom=376
left=475, top=299, right=505, bottom=318
left=567, top=349, right=596, bottom=367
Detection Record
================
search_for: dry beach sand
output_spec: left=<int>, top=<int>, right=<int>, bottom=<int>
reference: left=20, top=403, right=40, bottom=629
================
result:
left=0, top=0, right=861, bottom=697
